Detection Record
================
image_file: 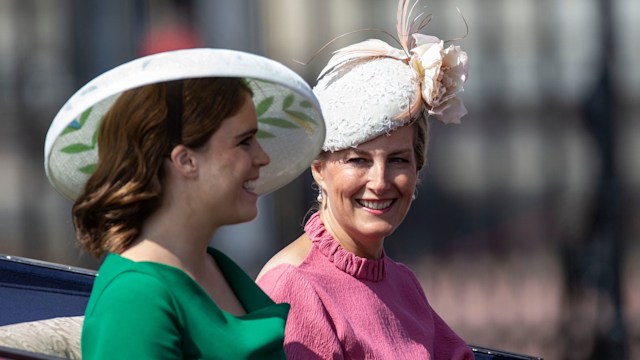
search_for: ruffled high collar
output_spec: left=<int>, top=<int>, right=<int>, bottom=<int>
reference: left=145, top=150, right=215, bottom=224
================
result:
left=305, top=212, right=386, bottom=282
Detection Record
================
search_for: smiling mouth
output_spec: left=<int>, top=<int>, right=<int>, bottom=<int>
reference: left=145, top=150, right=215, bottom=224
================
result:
left=356, top=199, right=394, bottom=210
left=243, top=180, right=257, bottom=193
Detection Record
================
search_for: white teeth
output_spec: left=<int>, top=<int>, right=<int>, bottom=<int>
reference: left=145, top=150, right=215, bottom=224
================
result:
left=243, top=180, right=256, bottom=192
left=358, top=199, right=393, bottom=210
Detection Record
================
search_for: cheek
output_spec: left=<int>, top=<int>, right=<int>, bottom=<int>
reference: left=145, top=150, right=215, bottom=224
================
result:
left=322, top=165, right=360, bottom=190
left=333, top=171, right=367, bottom=196
left=395, top=173, right=418, bottom=194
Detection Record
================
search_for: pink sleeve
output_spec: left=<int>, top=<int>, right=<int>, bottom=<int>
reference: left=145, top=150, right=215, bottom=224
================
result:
left=400, top=264, right=474, bottom=360
left=258, top=265, right=344, bottom=360
left=432, top=311, right=475, bottom=360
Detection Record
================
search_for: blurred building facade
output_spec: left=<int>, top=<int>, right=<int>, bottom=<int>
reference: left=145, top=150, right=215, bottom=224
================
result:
left=0, top=0, right=638, bottom=359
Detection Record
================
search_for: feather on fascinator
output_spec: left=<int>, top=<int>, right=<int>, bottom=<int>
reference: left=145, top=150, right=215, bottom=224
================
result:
left=313, top=0, right=469, bottom=152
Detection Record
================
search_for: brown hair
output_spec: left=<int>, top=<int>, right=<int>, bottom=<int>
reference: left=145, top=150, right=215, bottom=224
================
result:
left=72, top=77, right=251, bottom=258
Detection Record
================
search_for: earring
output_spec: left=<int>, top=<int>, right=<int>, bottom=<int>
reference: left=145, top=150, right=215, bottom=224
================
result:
left=412, top=190, right=417, bottom=201
left=317, top=190, right=323, bottom=202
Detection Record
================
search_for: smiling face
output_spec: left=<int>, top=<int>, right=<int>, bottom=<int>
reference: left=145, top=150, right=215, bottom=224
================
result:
left=192, top=91, right=270, bottom=226
left=312, top=125, right=418, bottom=259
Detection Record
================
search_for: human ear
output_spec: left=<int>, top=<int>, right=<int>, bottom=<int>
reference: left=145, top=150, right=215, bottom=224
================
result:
left=169, top=145, right=197, bottom=177
left=310, top=160, right=325, bottom=188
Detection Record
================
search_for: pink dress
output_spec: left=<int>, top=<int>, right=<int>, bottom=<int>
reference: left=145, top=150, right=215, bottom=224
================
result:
left=258, top=212, right=474, bottom=359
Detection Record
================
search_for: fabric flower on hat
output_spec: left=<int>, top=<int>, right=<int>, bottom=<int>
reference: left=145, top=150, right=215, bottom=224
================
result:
left=410, top=34, right=469, bottom=124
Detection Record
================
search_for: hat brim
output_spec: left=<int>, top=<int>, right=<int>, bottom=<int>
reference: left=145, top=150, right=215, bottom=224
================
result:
left=44, top=48, right=325, bottom=200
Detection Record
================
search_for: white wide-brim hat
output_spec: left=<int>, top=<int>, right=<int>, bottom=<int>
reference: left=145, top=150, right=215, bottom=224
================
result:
left=44, top=48, right=325, bottom=200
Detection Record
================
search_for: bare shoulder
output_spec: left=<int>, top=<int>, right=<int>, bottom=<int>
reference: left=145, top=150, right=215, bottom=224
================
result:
left=256, top=233, right=313, bottom=281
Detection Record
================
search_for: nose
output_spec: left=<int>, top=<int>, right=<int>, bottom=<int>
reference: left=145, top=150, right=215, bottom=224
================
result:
left=367, top=161, right=390, bottom=194
left=255, top=142, right=270, bottom=167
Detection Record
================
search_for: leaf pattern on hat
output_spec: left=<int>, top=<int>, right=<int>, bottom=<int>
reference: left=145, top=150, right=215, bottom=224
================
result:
left=59, top=106, right=98, bottom=174
left=79, top=164, right=97, bottom=174
left=60, top=107, right=92, bottom=136
left=255, top=92, right=318, bottom=138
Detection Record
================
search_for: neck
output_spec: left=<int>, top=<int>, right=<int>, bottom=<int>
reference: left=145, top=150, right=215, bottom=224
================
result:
left=120, top=196, right=218, bottom=277
left=319, top=210, right=384, bottom=259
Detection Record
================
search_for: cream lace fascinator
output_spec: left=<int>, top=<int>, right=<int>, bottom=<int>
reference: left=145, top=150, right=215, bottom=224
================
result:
left=313, top=0, right=469, bottom=152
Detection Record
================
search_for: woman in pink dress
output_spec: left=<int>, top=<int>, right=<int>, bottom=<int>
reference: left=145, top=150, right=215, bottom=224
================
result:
left=257, top=0, right=473, bottom=358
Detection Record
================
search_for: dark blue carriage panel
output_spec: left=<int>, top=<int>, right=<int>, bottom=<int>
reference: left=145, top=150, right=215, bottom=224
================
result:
left=0, top=255, right=95, bottom=326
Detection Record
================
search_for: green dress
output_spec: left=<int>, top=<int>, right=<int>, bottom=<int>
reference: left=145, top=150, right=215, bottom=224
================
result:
left=82, top=248, right=289, bottom=359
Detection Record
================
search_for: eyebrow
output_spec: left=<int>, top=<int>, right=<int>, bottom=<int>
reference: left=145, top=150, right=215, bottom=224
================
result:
left=234, top=128, right=258, bottom=140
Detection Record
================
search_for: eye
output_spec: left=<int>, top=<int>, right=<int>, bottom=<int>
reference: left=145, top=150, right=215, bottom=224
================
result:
left=390, top=157, right=410, bottom=164
left=239, top=135, right=254, bottom=146
left=346, top=157, right=368, bottom=164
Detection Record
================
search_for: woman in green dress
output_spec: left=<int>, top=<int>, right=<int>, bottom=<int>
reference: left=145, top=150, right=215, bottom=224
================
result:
left=43, top=49, right=325, bottom=359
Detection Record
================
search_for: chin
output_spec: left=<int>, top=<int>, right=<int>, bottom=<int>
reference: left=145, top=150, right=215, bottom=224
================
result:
left=242, top=209, right=259, bottom=222
left=229, top=207, right=258, bottom=225
left=357, top=223, right=397, bottom=240
left=371, top=215, right=399, bottom=230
